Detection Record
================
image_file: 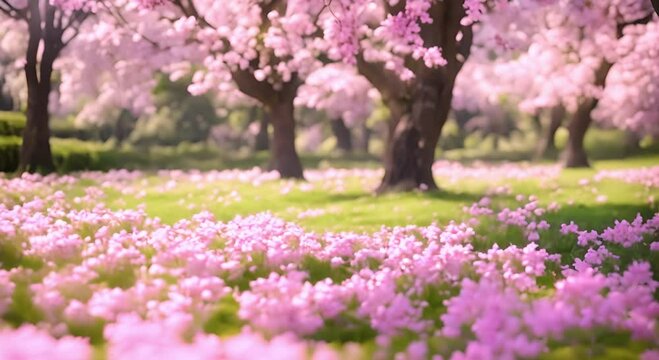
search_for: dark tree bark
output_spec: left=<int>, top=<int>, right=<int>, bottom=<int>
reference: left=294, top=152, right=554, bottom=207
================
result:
left=19, top=1, right=61, bottom=173
left=20, top=80, right=55, bottom=173
left=492, top=134, right=500, bottom=151
left=534, top=105, right=565, bottom=160
left=330, top=118, right=353, bottom=153
left=233, top=69, right=304, bottom=179
left=450, top=109, right=472, bottom=150
left=375, top=78, right=455, bottom=192
left=357, top=1, right=472, bottom=192
left=254, top=109, right=270, bottom=152
left=530, top=113, right=542, bottom=134
left=0, top=77, right=14, bottom=111
left=623, top=131, right=641, bottom=155
left=562, top=102, right=593, bottom=167
left=561, top=62, right=613, bottom=168
left=356, top=124, right=371, bottom=153
left=266, top=93, right=304, bottom=178
left=114, top=109, right=135, bottom=145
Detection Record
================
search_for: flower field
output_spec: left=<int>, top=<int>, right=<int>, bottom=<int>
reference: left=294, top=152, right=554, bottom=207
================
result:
left=0, top=160, right=658, bottom=360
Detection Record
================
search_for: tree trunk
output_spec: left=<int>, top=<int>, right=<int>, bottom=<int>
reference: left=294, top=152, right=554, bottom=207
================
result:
left=19, top=2, right=59, bottom=173
left=530, top=113, right=542, bottom=134
left=254, top=110, right=270, bottom=152
left=534, top=105, right=565, bottom=160
left=561, top=61, right=613, bottom=168
left=356, top=124, right=371, bottom=153
left=623, top=131, right=641, bottom=156
left=356, top=0, right=471, bottom=193
left=451, top=109, right=471, bottom=150
left=562, top=101, right=593, bottom=168
left=330, top=118, right=353, bottom=153
left=114, top=109, right=134, bottom=145
left=267, top=96, right=304, bottom=179
left=0, top=78, right=14, bottom=111
left=19, top=81, right=54, bottom=173
left=377, top=78, right=452, bottom=192
left=232, top=69, right=303, bottom=179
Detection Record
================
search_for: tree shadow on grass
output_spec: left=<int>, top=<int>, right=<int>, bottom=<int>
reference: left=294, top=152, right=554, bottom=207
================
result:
left=423, top=188, right=489, bottom=203
left=316, top=187, right=489, bottom=206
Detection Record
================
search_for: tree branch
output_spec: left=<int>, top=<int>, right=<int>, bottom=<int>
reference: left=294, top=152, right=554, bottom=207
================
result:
left=25, top=0, right=42, bottom=86
left=170, top=0, right=214, bottom=29
left=98, top=0, right=161, bottom=48
left=0, top=0, right=26, bottom=19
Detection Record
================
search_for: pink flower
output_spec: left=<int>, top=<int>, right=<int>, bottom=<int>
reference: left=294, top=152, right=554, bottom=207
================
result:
left=0, top=325, right=91, bottom=360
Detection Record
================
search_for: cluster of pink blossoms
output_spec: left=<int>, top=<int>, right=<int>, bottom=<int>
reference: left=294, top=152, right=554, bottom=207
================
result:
left=0, top=167, right=657, bottom=359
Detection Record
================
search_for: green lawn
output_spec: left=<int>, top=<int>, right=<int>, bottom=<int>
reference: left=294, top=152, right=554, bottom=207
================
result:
left=89, top=156, right=658, bottom=233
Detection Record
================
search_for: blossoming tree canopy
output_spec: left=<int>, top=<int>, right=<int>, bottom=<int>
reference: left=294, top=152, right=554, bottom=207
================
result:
left=0, top=19, right=28, bottom=108
left=55, top=3, right=201, bottom=127
left=594, top=19, right=659, bottom=137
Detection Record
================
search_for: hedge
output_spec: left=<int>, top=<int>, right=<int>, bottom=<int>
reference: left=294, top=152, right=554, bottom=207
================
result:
left=50, top=119, right=107, bottom=141
left=0, top=111, right=26, bottom=136
left=0, top=136, right=21, bottom=172
left=0, top=112, right=102, bottom=140
left=0, top=137, right=122, bottom=173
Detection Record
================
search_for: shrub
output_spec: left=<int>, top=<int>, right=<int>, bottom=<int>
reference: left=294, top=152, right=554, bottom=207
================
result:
left=0, top=136, right=21, bottom=172
left=51, top=139, right=120, bottom=172
left=0, top=137, right=121, bottom=173
left=0, top=112, right=26, bottom=137
left=50, top=118, right=108, bottom=141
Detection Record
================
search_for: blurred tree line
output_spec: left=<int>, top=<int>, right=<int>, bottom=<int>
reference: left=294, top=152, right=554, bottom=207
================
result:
left=1, top=70, right=656, bottom=174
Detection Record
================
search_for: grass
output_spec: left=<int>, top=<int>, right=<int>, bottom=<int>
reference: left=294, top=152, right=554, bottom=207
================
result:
left=90, top=156, right=658, bottom=234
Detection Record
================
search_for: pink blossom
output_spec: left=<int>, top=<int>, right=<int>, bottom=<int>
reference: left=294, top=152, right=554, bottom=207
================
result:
left=0, top=325, right=91, bottom=360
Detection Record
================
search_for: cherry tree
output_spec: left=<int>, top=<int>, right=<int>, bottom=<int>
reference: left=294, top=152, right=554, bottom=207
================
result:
left=544, top=1, right=653, bottom=167
left=295, top=64, right=379, bottom=152
left=320, top=0, right=475, bottom=191
left=497, top=1, right=653, bottom=167
left=454, top=1, right=654, bottom=167
left=135, top=0, right=332, bottom=179
left=453, top=36, right=573, bottom=160
left=0, top=0, right=99, bottom=172
left=320, top=0, right=564, bottom=191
